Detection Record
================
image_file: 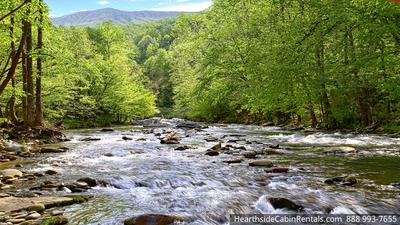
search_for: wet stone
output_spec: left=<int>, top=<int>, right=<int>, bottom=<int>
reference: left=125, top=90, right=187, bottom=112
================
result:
left=45, top=170, right=58, bottom=175
left=266, top=167, right=289, bottom=173
left=77, top=177, right=97, bottom=187
left=205, top=151, right=219, bottom=156
left=79, top=137, right=101, bottom=142
left=249, top=160, right=273, bottom=167
left=268, top=198, right=303, bottom=212
left=100, top=128, right=114, bottom=132
left=7, top=218, right=26, bottom=224
left=26, top=212, right=41, bottom=220
left=242, top=151, right=257, bottom=159
left=124, top=214, right=185, bottom=225
left=51, top=210, right=64, bottom=216
left=122, top=136, right=133, bottom=141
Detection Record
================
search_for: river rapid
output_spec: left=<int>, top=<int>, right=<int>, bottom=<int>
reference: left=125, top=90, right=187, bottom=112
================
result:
left=22, top=120, right=400, bottom=224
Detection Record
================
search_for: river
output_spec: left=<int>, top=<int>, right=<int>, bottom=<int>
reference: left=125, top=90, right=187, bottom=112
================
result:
left=22, top=120, right=400, bottom=224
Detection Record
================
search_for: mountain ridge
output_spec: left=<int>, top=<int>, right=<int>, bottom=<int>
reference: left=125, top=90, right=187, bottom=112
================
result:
left=52, top=8, right=187, bottom=26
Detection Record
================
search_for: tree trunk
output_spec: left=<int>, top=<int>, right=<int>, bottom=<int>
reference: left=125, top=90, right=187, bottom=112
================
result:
left=9, top=17, right=18, bottom=124
left=22, top=0, right=35, bottom=127
left=34, top=0, right=44, bottom=127
left=315, top=40, right=334, bottom=127
left=0, top=30, right=25, bottom=96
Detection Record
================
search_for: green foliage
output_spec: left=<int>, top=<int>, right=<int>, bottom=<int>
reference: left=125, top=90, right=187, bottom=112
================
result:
left=42, top=23, right=158, bottom=127
left=170, top=0, right=400, bottom=128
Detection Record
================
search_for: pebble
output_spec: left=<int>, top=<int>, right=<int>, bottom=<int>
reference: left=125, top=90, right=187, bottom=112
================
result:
left=7, top=219, right=26, bottom=224
left=51, top=210, right=64, bottom=216
left=26, top=213, right=41, bottom=220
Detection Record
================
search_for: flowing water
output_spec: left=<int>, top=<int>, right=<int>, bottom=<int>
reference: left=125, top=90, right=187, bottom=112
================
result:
left=23, top=121, right=400, bottom=224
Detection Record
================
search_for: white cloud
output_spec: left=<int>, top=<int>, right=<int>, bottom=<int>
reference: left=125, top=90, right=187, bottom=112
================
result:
left=98, top=1, right=111, bottom=5
left=151, top=1, right=212, bottom=12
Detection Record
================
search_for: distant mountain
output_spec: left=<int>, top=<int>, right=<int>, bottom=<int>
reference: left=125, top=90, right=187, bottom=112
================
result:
left=52, top=8, right=185, bottom=26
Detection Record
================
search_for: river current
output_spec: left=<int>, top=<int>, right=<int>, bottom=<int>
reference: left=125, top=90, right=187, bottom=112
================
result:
left=24, top=120, right=400, bottom=224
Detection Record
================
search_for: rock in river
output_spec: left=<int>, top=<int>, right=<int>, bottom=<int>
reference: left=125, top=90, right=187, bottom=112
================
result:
left=160, top=132, right=179, bottom=144
left=1, top=169, right=23, bottom=178
left=266, top=167, right=289, bottom=173
left=100, top=128, right=114, bottom=132
left=40, top=147, right=66, bottom=153
left=122, top=136, right=133, bottom=141
left=77, top=177, right=97, bottom=187
left=205, top=151, right=219, bottom=156
left=223, top=158, right=243, bottom=164
left=79, top=137, right=101, bottom=142
left=133, top=118, right=169, bottom=127
left=242, top=151, right=257, bottom=159
left=124, top=214, right=185, bottom=225
left=249, top=160, right=274, bottom=167
left=324, top=175, right=357, bottom=186
left=268, top=198, right=304, bottom=212
left=323, top=146, right=357, bottom=154
left=176, top=120, right=201, bottom=129
left=264, top=148, right=284, bottom=155
left=210, top=143, right=222, bottom=151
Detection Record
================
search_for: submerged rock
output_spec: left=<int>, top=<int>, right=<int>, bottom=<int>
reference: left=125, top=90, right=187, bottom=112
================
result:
left=122, top=136, right=133, bottom=141
left=45, top=170, right=58, bottom=175
left=268, top=198, right=303, bottom=212
left=242, top=151, right=257, bottom=159
left=79, top=137, right=101, bottom=142
left=324, top=175, right=357, bottom=186
left=266, top=168, right=289, bottom=173
left=223, top=158, right=243, bottom=164
left=264, top=148, right=284, bottom=155
left=249, top=160, right=273, bottom=167
left=205, top=151, right=219, bottom=156
left=391, top=183, right=400, bottom=189
left=100, top=128, right=114, bottom=132
left=323, top=146, right=357, bottom=154
left=205, top=136, right=219, bottom=142
left=174, top=145, right=192, bottom=151
left=124, top=214, right=185, bottom=225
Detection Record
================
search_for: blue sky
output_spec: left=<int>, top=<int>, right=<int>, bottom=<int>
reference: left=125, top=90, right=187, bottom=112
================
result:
left=44, top=0, right=213, bottom=17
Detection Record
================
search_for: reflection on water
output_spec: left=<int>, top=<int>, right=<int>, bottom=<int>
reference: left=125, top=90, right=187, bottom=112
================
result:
left=26, top=122, right=400, bottom=224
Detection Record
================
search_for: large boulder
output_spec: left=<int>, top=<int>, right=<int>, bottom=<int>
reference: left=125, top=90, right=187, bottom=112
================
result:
left=124, top=214, right=185, bottom=225
left=1, top=169, right=23, bottom=178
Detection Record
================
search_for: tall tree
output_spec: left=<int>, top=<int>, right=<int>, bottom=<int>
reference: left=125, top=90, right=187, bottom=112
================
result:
left=34, top=0, right=44, bottom=126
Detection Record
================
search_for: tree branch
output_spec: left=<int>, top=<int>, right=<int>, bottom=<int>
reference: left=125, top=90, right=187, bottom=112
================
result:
left=0, top=0, right=29, bottom=22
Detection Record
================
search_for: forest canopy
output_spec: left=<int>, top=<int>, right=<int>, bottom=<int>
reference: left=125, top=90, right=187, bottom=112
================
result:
left=0, top=0, right=400, bottom=131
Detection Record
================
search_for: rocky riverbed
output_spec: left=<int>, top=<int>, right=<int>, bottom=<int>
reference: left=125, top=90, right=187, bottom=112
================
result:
left=1, top=119, right=399, bottom=224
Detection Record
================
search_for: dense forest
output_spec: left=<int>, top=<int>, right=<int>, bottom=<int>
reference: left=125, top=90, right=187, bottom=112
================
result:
left=1, top=0, right=400, bottom=130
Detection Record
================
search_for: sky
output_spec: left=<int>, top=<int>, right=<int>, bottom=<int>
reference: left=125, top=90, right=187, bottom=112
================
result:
left=44, top=0, right=213, bottom=17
